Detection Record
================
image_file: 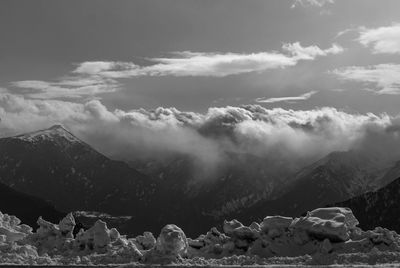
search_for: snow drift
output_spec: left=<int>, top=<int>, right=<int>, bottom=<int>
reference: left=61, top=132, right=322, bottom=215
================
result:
left=1, top=207, right=400, bottom=266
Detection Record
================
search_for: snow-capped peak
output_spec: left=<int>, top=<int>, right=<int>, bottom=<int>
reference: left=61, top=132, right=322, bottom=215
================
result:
left=13, top=124, right=82, bottom=144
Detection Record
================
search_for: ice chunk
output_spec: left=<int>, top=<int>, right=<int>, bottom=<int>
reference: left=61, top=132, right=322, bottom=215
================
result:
left=156, top=224, right=188, bottom=256
left=36, top=217, right=59, bottom=235
left=75, top=220, right=112, bottom=250
left=134, top=231, right=156, bottom=250
left=308, top=207, right=359, bottom=229
left=0, top=212, right=32, bottom=242
left=231, top=226, right=258, bottom=240
left=249, top=222, right=261, bottom=232
left=261, top=216, right=293, bottom=238
left=58, top=213, right=75, bottom=237
left=290, top=207, right=358, bottom=242
left=223, top=219, right=243, bottom=235
left=144, top=224, right=188, bottom=263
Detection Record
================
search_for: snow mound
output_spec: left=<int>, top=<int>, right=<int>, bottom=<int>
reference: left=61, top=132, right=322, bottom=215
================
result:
left=290, top=207, right=357, bottom=242
left=261, top=215, right=293, bottom=238
left=133, top=231, right=156, bottom=250
left=58, top=213, right=75, bottom=237
left=0, top=212, right=32, bottom=242
left=144, top=224, right=188, bottom=263
left=22, top=214, right=142, bottom=265
left=1, top=207, right=400, bottom=265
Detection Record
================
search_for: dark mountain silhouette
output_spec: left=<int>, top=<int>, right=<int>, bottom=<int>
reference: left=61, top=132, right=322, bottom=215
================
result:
left=223, top=150, right=400, bottom=226
left=0, top=125, right=161, bottom=234
left=334, top=175, right=400, bottom=233
left=0, top=180, right=63, bottom=228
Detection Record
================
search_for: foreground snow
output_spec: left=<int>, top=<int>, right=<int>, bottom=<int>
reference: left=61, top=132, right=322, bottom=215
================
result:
left=1, top=207, right=400, bottom=266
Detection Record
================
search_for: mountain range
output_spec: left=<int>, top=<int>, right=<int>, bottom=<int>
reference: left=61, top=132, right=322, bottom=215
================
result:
left=1, top=125, right=400, bottom=236
left=0, top=125, right=163, bottom=233
left=222, top=149, right=400, bottom=224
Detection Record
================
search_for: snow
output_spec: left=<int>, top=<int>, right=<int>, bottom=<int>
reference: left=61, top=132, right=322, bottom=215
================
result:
left=58, top=213, right=75, bottom=237
left=1, top=207, right=400, bottom=265
left=261, top=215, right=293, bottom=238
left=133, top=231, right=156, bottom=250
left=73, top=210, right=132, bottom=220
left=13, top=124, right=82, bottom=144
left=144, top=224, right=188, bottom=264
left=0, top=211, right=32, bottom=243
left=290, top=207, right=354, bottom=242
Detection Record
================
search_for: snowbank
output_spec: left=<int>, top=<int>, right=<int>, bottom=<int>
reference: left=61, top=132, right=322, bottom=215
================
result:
left=0, top=211, right=32, bottom=242
left=1, top=207, right=400, bottom=265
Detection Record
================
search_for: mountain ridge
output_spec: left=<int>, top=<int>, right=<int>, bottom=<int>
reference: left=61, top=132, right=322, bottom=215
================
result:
left=0, top=124, right=161, bottom=234
left=334, top=176, right=400, bottom=233
left=0, top=180, right=64, bottom=228
left=221, top=149, right=400, bottom=226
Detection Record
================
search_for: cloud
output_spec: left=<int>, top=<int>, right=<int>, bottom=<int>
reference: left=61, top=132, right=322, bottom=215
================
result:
left=357, top=23, right=400, bottom=54
left=255, top=90, right=317, bottom=103
left=291, top=0, right=335, bottom=8
left=74, top=43, right=343, bottom=78
left=1, top=93, right=399, bottom=170
left=10, top=43, right=343, bottom=99
left=11, top=77, right=119, bottom=99
left=283, top=42, right=343, bottom=60
left=332, top=64, right=400, bottom=94
left=73, top=62, right=119, bottom=75
left=75, top=53, right=296, bottom=78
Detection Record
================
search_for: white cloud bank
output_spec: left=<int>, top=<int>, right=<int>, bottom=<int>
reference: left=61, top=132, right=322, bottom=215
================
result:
left=358, top=23, right=400, bottom=54
left=332, top=64, right=400, bottom=94
left=255, top=91, right=317, bottom=103
left=1, top=93, right=399, bottom=168
left=10, top=42, right=343, bottom=99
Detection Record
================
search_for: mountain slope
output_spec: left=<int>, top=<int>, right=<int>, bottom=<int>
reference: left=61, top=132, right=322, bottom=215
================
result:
left=224, top=150, right=399, bottom=226
left=0, top=180, right=63, bottom=228
left=334, top=176, right=400, bottom=233
left=127, top=149, right=400, bottom=236
left=127, top=152, right=303, bottom=235
left=0, top=125, right=159, bottom=229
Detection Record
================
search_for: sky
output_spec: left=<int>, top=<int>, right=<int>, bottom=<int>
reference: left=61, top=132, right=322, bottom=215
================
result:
left=2, top=0, right=400, bottom=163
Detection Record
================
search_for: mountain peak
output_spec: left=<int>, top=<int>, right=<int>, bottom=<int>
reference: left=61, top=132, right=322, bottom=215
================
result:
left=48, top=124, right=67, bottom=131
left=13, top=124, right=82, bottom=144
